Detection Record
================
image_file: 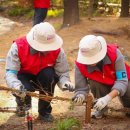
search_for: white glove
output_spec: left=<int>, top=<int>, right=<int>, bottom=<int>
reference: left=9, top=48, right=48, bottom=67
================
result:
left=94, top=95, right=112, bottom=111
left=62, top=81, right=75, bottom=92
left=14, top=86, right=26, bottom=98
left=73, top=94, right=85, bottom=105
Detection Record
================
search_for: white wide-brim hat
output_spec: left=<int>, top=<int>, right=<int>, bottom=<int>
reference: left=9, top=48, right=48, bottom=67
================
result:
left=26, top=22, right=63, bottom=51
left=77, top=35, right=107, bottom=65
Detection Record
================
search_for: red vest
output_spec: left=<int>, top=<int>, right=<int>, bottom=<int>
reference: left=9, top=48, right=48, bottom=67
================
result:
left=76, top=44, right=130, bottom=85
left=34, top=0, right=50, bottom=8
left=15, top=36, right=60, bottom=75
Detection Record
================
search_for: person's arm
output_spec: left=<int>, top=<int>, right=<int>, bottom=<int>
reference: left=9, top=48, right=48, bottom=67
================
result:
left=111, top=49, right=128, bottom=97
left=104, top=49, right=128, bottom=99
left=72, top=64, right=90, bottom=104
left=5, top=42, right=22, bottom=89
left=94, top=49, right=128, bottom=111
left=108, top=89, right=119, bottom=98
left=54, top=48, right=71, bottom=88
left=74, top=64, right=89, bottom=96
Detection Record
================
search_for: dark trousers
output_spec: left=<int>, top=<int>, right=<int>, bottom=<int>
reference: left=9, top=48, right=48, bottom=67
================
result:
left=16, top=67, right=59, bottom=116
left=33, top=8, right=48, bottom=26
left=89, top=80, right=130, bottom=108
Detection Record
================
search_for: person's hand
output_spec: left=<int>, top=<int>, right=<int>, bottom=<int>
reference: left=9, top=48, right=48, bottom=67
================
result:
left=62, top=81, right=75, bottom=92
left=94, top=95, right=112, bottom=111
left=14, top=86, right=26, bottom=98
left=72, top=94, right=85, bottom=105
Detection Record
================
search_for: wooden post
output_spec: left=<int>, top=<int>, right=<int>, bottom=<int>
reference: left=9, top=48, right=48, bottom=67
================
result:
left=85, top=93, right=93, bottom=124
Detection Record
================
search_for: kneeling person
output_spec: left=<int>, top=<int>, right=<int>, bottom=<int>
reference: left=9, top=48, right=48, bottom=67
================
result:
left=72, top=35, right=130, bottom=118
left=5, top=22, right=74, bottom=122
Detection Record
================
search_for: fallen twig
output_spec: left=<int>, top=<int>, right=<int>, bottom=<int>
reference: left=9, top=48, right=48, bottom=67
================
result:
left=92, top=29, right=123, bottom=36
left=0, top=85, right=71, bottom=102
left=0, top=107, right=16, bottom=113
left=108, top=106, right=130, bottom=113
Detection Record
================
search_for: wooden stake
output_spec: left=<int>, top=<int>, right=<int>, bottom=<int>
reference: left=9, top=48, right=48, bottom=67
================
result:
left=85, top=93, right=93, bottom=124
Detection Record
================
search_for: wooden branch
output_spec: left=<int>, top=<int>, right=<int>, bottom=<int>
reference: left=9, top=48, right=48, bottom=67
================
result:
left=0, top=85, right=71, bottom=102
left=92, top=29, right=123, bottom=36
left=108, top=106, right=130, bottom=113
left=0, top=109, right=16, bottom=113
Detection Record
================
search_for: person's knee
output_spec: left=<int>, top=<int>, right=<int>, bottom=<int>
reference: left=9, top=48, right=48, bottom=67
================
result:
left=121, top=97, right=130, bottom=108
left=125, top=82, right=130, bottom=96
left=89, top=80, right=104, bottom=91
left=89, top=80, right=111, bottom=98
left=39, top=67, right=54, bottom=76
left=37, top=68, right=57, bottom=84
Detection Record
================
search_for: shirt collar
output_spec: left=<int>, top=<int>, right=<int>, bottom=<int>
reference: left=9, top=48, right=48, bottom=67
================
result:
left=30, top=47, right=48, bottom=55
left=87, top=55, right=112, bottom=73
left=30, top=47, right=38, bottom=55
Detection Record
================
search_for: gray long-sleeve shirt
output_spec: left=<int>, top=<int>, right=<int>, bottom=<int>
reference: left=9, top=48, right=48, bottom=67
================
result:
left=75, top=49, right=128, bottom=96
left=5, top=42, right=70, bottom=89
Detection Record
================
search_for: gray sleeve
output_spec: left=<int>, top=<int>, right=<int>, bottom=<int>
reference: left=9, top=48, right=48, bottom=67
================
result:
left=74, top=64, right=89, bottom=96
left=5, top=43, right=22, bottom=89
left=54, top=48, right=70, bottom=88
left=111, top=49, right=128, bottom=96
left=5, top=72, right=22, bottom=89
left=6, top=43, right=21, bottom=71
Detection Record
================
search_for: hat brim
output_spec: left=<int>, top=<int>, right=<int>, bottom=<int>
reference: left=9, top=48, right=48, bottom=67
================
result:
left=77, top=36, right=107, bottom=65
left=26, top=28, right=63, bottom=51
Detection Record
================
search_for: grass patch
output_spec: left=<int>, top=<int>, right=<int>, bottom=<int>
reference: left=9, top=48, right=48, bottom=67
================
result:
left=7, top=7, right=63, bottom=19
left=50, top=117, right=81, bottom=130
left=8, top=6, right=32, bottom=17
left=25, top=9, right=34, bottom=18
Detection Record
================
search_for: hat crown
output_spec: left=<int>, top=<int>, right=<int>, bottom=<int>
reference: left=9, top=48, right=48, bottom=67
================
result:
left=26, top=22, right=63, bottom=51
left=79, top=35, right=102, bottom=57
left=33, top=22, right=56, bottom=44
left=77, top=35, right=107, bottom=65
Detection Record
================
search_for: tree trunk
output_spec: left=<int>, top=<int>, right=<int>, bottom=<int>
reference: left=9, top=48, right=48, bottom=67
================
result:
left=120, top=0, right=129, bottom=17
left=87, top=0, right=94, bottom=17
left=63, top=0, right=79, bottom=27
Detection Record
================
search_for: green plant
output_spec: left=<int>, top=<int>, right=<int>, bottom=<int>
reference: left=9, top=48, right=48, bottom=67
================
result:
left=25, top=9, right=34, bottom=18
left=8, top=6, right=31, bottom=16
left=50, top=118, right=81, bottom=130
left=47, top=9, right=64, bottom=17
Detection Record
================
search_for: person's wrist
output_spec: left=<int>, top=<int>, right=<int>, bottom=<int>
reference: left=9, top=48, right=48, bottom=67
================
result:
left=15, top=85, right=21, bottom=90
left=104, top=95, right=112, bottom=103
left=117, top=90, right=120, bottom=96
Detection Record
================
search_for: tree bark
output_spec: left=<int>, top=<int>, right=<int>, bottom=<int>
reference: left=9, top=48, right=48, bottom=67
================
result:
left=63, top=0, right=79, bottom=27
left=120, top=0, right=129, bottom=17
left=87, top=0, right=94, bottom=17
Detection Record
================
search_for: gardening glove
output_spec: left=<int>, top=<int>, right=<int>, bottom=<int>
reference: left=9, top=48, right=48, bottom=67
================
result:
left=14, top=85, right=26, bottom=98
left=94, top=95, right=112, bottom=111
left=72, top=94, right=85, bottom=105
left=62, top=81, right=75, bottom=92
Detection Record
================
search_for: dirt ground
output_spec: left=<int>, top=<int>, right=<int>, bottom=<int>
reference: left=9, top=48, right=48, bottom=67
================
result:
left=0, top=16, right=130, bottom=130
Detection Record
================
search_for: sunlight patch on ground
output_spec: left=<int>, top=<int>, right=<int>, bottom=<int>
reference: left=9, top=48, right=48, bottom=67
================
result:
left=0, top=17, right=15, bottom=35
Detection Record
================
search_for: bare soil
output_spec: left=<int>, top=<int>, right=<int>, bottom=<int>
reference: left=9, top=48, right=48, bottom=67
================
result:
left=0, top=16, right=130, bottom=130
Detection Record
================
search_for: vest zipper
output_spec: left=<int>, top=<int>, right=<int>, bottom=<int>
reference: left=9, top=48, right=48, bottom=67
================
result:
left=39, top=52, right=42, bottom=70
left=103, top=73, right=105, bottom=78
left=102, top=67, right=105, bottom=79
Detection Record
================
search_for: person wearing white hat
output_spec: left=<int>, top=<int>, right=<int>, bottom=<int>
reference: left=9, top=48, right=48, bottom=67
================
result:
left=5, top=22, right=74, bottom=122
left=72, top=35, right=130, bottom=118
